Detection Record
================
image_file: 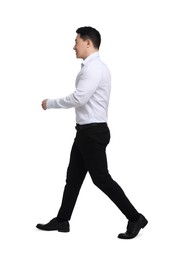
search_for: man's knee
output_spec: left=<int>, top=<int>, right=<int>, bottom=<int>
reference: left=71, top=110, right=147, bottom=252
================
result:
left=90, top=171, right=112, bottom=188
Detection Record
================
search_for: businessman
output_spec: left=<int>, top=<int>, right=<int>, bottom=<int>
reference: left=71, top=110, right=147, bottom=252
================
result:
left=36, top=26, right=148, bottom=239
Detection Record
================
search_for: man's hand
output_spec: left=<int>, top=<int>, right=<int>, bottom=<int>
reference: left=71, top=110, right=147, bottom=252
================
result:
left=41, top=99, right=48, bottom=110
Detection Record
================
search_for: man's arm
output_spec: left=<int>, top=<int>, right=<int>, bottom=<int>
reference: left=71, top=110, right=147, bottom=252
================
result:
left=41, top=67, right=101, bottom=110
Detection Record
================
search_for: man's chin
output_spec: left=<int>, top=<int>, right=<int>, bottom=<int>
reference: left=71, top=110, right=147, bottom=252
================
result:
left=75, top=53, right=83, bottom=59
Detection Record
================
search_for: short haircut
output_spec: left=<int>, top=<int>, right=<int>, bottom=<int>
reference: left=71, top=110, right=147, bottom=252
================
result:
left=76, top=26, right=101, bottom=49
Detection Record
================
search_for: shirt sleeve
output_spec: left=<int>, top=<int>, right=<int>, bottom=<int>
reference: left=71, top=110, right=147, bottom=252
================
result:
left=46, top=66, right=101, bottom=109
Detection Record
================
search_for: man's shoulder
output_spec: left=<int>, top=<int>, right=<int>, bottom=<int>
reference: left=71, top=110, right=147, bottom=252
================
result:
left=86, top=56, right=108, bottom=69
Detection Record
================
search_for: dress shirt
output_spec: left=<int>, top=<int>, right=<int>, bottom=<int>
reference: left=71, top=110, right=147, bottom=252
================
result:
left=46, top=52, right=111, bottom=125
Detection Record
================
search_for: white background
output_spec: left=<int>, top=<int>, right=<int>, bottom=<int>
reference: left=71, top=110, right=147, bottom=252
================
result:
left=0, top=0, right=178, bottom=259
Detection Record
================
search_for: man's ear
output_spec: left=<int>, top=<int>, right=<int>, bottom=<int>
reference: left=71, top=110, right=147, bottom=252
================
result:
left=86, top=39, right=92, bottom=48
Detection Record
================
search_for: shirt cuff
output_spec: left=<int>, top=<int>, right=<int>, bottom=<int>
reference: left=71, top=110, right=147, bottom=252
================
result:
left=46, top=99, right=58, bottom=109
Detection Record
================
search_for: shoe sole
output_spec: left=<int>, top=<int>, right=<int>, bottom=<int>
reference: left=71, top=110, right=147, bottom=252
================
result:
left=58, top=227, right=70, bottom=233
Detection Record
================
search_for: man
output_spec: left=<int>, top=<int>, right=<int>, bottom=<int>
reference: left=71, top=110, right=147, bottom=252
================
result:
left=36, top=26, right=148, bottom=239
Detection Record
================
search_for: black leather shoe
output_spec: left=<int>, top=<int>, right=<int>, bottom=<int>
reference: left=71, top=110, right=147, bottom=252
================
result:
left=36, top=218, right=70, bottom=232
left=118, top=214, right=148, bottom=239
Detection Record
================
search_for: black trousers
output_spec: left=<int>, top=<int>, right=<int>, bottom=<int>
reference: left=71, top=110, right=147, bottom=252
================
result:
left=57, top=123, right=139, bottom=221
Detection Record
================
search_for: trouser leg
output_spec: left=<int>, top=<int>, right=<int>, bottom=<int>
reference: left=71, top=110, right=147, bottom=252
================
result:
left=57, top=140, right=87, bottom=221
left=77, top=125, right=139, bottom=220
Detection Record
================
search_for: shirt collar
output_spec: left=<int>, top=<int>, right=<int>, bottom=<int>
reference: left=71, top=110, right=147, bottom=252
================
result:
left=81, top=52, right=99, bottom=67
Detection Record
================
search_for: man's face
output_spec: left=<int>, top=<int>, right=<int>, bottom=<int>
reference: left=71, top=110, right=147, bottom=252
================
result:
left=73, top=34, right=88, bottom=59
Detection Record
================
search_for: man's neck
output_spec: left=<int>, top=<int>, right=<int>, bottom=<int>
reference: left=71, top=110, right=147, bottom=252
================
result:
left=83, top=50, right=99, bottom=60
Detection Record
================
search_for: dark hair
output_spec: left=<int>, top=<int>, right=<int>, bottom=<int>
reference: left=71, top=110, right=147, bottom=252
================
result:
left=76, top=26, right=101, bottom=49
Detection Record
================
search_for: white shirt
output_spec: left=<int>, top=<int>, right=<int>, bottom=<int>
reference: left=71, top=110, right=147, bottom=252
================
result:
left=46, top=52, right=111, bottom=125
